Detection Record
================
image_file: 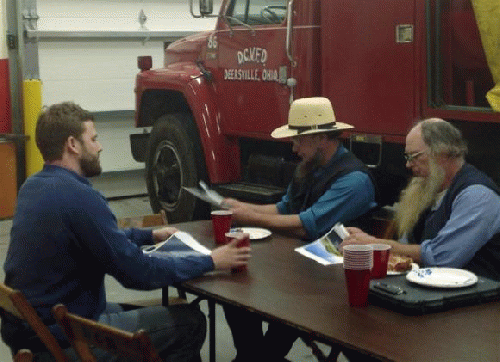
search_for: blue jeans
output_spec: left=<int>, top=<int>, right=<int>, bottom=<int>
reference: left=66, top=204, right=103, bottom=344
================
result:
left=95, top=303, right=205, bottom=362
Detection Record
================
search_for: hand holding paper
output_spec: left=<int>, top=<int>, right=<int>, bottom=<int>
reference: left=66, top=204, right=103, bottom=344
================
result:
left=295, top=223, right=350, bottom=265
left=183, top=181, right=227, bottom=208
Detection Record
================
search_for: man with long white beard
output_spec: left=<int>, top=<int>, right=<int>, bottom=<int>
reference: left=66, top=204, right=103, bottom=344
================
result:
left=342, top=118, right=500, bottom=281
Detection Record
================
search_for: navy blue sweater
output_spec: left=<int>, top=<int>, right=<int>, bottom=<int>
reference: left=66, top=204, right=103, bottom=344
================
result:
left=3, top=165, right=213, bottom=328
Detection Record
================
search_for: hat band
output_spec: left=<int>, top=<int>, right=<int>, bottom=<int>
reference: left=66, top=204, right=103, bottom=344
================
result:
left=289, top=121, right=337, bottom=134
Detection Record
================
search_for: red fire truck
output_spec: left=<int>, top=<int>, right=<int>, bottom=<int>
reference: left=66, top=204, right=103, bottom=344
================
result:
left=132, top=0, right=499, bottom=223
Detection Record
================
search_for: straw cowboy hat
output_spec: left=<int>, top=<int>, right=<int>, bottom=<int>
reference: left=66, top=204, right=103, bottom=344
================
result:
left=271, top=97, right=354, bottom=139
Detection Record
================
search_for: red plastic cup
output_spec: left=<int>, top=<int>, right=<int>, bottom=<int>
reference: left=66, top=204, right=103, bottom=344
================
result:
left=344, top=268, right=372, bottom=307
left=343, top=245, right=373, bottom=307
left=225, top=232, right=250, bottom=272
left=211, top=210, right=233, bottom=245
left=371, top=244, right=392, bottom=279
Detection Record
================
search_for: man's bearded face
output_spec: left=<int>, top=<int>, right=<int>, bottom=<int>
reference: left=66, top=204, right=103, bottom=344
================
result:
left=394, top=157, right=445, bottom=237
left=294, top=149, right=323, bottom=181
left=79, top=142, right=102, bottom=178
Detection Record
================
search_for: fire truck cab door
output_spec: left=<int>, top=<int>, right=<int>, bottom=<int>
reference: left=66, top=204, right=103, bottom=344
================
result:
left=321, top=0, right=416, bottom=136
left=212, top=0, right=291, bottom=137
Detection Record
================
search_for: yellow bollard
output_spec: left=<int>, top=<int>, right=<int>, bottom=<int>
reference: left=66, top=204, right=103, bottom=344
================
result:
left=23, top=79, right=44, bottom=176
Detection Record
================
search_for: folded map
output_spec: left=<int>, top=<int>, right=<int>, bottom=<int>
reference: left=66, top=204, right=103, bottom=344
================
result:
left=295, top=223, right=349, bottom=265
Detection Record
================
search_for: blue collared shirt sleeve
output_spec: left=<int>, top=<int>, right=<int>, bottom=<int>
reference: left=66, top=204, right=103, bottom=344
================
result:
left=419, top=185, right=500, bottom=267
left=70, top=188, right=214, bottom=290
left=122, top=227, right=153, bottom=246
left=276, top=185, right=293, bottom=213
left=278, top=171, right=376, bottom=240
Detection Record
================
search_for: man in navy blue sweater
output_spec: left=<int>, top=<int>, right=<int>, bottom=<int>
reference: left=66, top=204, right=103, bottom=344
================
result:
left=1, top=102, right=250, bottom=361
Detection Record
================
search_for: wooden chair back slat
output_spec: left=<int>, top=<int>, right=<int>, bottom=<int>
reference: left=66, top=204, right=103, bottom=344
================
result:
left=53, top=304, right=162, bottom=362
left=13, top=349, right=33, bottom=362
left=0, top=282, right=69, bottom=362
left=117, top=211, right=168, bottom=229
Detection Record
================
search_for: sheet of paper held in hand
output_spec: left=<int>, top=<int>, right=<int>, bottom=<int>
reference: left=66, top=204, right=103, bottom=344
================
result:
left=183, top=181, right=227, bottom=209
left=295, top=223, right=349, bottom=265
left=142, top=231, right=212, bottom=257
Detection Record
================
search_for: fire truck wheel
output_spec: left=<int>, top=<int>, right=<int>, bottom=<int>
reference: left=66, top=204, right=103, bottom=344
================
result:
left=146, top=113, right=207, bottom=223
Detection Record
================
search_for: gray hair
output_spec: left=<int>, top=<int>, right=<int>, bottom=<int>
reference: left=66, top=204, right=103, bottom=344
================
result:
left=418, top=118, right=468, bottom=159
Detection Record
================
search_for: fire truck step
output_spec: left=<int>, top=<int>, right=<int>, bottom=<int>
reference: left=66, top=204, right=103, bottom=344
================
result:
left=215, top=183, right=285, bottom=204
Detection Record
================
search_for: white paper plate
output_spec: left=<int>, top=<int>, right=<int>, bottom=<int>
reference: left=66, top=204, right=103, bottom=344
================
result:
left=406, top=268, right=478, bottom=288
left=230, top=227, right=272, bottom=240
left=387, top=263, right=419, bottom=276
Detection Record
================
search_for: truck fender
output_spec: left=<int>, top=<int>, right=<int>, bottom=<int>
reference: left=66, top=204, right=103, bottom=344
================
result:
left=183, top=74, right=241, bottom=184
left=136, top=63, right=241, bottom=184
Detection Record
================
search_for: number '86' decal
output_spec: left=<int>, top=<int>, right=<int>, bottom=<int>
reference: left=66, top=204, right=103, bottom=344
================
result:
left=207, top=35, right=218, bottom=49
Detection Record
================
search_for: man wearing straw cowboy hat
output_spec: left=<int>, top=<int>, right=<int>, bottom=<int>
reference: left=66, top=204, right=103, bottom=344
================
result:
left=223, top=97, right=377, bottom=362
left=224, top=96, right=377, bottom=241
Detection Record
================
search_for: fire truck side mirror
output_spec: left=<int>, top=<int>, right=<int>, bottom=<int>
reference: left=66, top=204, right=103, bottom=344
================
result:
left=200, top=0, right=213, bottom=16
left=138, top=56, right=152, bottom=72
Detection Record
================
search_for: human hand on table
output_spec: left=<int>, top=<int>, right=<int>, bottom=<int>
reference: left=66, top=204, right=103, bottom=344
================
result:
left=223, top=198, right=257, bottom=222
left=211, top=239, right=251, bottom=270
left=222, top=198, right=243, bottom=209
left=338, top=227, right=377, bottom=251
left=152, top=226, right=179, bottom=243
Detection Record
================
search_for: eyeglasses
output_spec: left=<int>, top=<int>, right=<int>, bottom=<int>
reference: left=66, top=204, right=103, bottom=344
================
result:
left=404, top=150, right=425, bottom=163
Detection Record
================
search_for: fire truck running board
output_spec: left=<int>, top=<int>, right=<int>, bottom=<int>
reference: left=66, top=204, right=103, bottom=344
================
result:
left=215, top=183, right=285, bottom=204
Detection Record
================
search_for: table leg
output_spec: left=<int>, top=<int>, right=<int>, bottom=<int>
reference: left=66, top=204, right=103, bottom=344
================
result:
left=161, top=287, right=169, bottom=307
left=208, top=299, right=216, bottom=362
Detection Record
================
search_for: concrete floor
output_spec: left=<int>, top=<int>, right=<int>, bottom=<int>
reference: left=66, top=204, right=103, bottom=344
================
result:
left=0, top=170, right=338, bottom=362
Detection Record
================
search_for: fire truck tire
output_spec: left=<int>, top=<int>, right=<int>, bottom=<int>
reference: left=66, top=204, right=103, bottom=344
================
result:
left=145, top=113, right=208, bottom=223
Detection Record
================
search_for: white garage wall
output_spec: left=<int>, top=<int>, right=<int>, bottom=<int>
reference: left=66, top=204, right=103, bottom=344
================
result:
left=37, top=0, right=218, bottom=31
left=39, top=41, right=164, bottom=111
left=35, top=0, right=221, bottom=172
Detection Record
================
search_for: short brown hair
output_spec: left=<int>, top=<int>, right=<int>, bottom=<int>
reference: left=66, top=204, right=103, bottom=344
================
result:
left=35, top=102, right=94, bottom=161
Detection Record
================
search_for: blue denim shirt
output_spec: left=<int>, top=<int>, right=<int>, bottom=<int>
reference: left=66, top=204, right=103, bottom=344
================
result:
left=401, top=184, right=500, bottom=268
left=276, top=146, right=376, bottom=240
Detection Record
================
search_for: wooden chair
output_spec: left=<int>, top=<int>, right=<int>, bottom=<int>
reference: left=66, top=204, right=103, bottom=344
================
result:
left=13, top=349, right=33, bottom=362
left=0, top=282, right=69, bottom=362
left=52, top=304, right=161, bottom=362
left=117, top=210, right=168, bottom=229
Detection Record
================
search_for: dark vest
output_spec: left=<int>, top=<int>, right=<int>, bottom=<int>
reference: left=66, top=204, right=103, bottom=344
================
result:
left=409, top=164, right=500, bottom=280
left=288, top=150, right=375, bottom=214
